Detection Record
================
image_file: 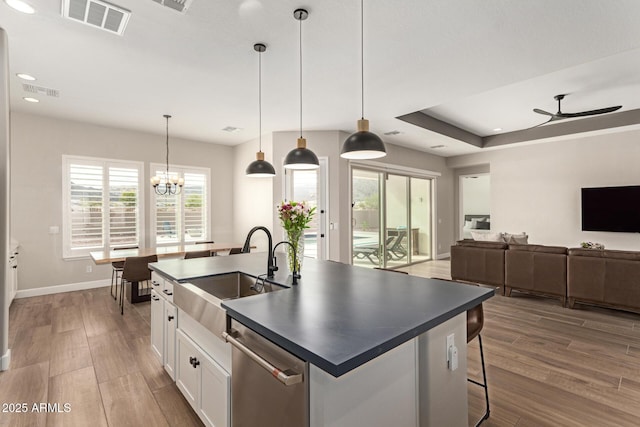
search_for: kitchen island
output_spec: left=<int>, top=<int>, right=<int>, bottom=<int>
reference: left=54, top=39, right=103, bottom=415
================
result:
left=150, top=253, right=494, bottom=427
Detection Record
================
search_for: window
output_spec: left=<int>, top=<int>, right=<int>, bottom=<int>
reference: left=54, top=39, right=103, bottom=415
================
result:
left=63, top=156, right=144, bottom=258
left=150, top=164, right=210, bottom=246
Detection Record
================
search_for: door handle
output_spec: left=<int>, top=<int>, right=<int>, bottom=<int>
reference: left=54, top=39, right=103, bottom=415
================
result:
left=222, top=331, right=303, bottom=386
left=167, top=315, right=174, bottom=322
left=163, top=289, right=173, bottom=296
left=152, top=281, right=160, bottom=287
left=151, top=295, right=160, bottom=301
left=189, top=356, right=199, bottom=368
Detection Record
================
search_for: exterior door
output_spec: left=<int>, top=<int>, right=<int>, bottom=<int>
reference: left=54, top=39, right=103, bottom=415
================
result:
left=284, top=157, right=328, bottom=260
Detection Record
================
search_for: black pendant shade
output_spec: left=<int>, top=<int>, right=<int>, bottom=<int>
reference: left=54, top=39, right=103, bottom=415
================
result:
left=341, top=119, right=386, bottom=159
left=246, top=42, right=276, bottom=177
left=340, top=0, right=386, bottom=160
left=246, top=151, right=276, bottom=176
left=283, top=137, right=319, bottom=170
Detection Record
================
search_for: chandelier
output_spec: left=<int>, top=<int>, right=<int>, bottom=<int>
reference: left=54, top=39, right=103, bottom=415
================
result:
left=151, top=114, right=184, bottom=195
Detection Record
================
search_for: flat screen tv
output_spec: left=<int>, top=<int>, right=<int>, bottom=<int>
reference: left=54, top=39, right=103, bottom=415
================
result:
left=581, top=185, right=640, bottom=233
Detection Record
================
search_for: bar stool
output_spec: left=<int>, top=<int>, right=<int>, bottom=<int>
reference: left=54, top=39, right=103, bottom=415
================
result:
left=228, top=247, right=243, bottom=255
left=110, top=246, right=138, bottom=300
left=467, top=302, right=490, bottom=426
left=119, top=255, right=157, bottom=315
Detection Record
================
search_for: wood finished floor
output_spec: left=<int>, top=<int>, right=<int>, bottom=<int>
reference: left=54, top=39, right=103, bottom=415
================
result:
left=402, top=260, right=640, bottom=427
left=0, top=287, right=203, bottom=427
left=2, top=261, right=640, bottom=426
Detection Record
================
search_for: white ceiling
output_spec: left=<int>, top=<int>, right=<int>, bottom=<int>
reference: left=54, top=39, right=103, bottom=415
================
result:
left=2, top=0, right=640, bottom=157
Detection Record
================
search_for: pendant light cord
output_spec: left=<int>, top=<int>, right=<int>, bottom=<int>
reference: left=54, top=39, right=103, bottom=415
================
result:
left=361, top=0, right=364, bottom=120
left=259, top=49, right=262, bottom=152
left=165, top=115, right=170, bottom=177
left=299, top=14, right=303, bottom=138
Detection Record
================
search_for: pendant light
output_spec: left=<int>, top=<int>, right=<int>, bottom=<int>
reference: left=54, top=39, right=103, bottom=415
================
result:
left=151, top=115, right=184, bottom=195
left=283, top=8, right=319, bottom=170
left=340, top=0, right=386, bottom=160
left=246, top=43, right=276, bottom=177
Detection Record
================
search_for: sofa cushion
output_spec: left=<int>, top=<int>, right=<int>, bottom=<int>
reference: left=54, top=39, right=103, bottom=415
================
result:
left=471, top=231, right=503, bottom=242
left=569, top=247, right=640, bottom=261
left=510, top=244, right=567, bottom=254
left=456, top=239, right=508, bottom=249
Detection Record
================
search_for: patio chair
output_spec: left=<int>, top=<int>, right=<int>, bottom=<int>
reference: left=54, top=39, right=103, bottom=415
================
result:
left=353, top=236, right=395, bottom=264
left=386, top=230, right=408, bottom=260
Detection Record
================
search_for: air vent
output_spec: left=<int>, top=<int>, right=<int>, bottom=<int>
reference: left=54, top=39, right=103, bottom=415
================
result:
left=22, top=84, right=60, bottom=98
left=222, top=126, right=242, bottom=133
left=151, top=0, right=193, bottom=13
left=383, top=130, right=402, bottom=136
left=430, top=145, right=445, bottom=149
left=62, top=0, right=131, bottom=35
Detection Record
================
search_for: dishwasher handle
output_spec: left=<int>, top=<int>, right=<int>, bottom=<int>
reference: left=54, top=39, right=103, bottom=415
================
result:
left=222, top=331, right=303, bottom=386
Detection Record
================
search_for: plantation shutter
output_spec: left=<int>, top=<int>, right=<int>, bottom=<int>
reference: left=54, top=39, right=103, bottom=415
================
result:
left=109, top=166, right=139, bottom=246
left=69, top=163, right=104, bottom=251
left=183, top=172, right=207, bottom=242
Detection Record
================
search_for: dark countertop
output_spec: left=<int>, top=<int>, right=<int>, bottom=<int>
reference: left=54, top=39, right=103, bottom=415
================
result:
left=149, top=253, right=493, bottom=377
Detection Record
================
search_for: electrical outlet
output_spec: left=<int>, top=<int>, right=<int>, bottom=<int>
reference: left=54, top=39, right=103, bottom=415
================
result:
left=86, top=265, right=92, bottom=273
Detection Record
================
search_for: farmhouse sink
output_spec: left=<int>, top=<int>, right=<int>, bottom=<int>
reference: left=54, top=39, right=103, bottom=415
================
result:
left=174, top=273, right=287, bottom=339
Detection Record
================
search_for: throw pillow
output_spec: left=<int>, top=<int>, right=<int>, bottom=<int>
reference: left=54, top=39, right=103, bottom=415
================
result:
left=471, top=231, right=503, bottom=242
left=475, top=220, right=490, bottom=230
left=504, top=232, right=528, bottom=244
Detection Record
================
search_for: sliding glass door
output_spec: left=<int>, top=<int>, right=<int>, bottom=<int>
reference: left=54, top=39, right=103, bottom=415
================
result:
left=351, top=167, right=433, bottom=269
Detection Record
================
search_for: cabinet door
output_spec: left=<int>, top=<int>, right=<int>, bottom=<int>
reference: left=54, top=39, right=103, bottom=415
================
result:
left=176, top=330, right=200, bottom=412
left=164, top=303, right=177, bottom=380
left=199, top=352, right=230, bottom=427
left=150, top=290, right=164, bottom=363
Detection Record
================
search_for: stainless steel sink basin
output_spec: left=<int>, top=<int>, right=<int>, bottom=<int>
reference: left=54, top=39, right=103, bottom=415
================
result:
left=188, top=272, right=286, bottom=300
left=174, top=273, right=286, bottom=339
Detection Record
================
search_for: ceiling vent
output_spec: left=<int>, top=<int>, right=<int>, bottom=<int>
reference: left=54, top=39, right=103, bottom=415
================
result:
left=62, top=0, right=131, bottom=35
left=151, top=0, right=193, bottom=13
left=22, top=84, right=60, bottom=98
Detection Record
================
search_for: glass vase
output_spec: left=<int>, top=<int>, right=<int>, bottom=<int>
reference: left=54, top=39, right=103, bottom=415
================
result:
left=286, top=230, right=304, bottom=275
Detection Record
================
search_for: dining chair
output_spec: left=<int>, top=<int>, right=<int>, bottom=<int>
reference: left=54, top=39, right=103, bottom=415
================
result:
left=374, top=267, right=409, bottom=274
left=110, top=246, right=138, bottom=300
left=436, top=278, right=490, bottom=426
left=120, top=255, right=157, bottom=315
left=195, top=240, right=215, bottom=244
left=184, top=249, right=212, bottom=259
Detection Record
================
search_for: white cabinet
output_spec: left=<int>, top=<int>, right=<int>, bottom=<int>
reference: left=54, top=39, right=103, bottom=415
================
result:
left=164, top=302, right=177, bottom=380
left=150, top=290, right=164, bottom=362
left=176, top=329, right=230, bottom=427
left=150, top=272, right=179, bottom=379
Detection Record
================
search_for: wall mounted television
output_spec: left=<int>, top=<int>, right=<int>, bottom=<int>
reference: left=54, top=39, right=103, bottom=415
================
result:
left=581, top=185, right=640, bottom=233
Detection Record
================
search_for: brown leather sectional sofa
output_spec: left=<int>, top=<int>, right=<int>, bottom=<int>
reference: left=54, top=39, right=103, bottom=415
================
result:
left=451, top=240, right=640, bottom=314
left=567, top=248, right=640, bottom=313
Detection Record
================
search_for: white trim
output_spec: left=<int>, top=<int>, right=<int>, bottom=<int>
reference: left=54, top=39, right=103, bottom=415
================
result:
left=15, top=279, right=110, bottom=299
left=436, top=252, right=451, bottom=260
left=0, top=349, right=10, bottom=371
left=350, top=160, right=442, bottom=178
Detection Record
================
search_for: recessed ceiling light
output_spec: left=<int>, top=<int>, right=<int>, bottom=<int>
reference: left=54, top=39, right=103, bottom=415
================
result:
left=23, top=97, right=39, bottom=103
left=430, top=144, right=445, bottom=149
left=493, top=127, right=503, bottom=132
left=16, top=73, right=36, bottom=81
left=222, top=126, right=242, bottom=133
left=5, top=0, right=35, bottom=14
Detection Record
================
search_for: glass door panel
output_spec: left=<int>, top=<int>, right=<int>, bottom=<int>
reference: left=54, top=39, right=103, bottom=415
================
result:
left=352, top=169, right=383, bottom=268
left=384, top=174, right=409, bottom=267
left=289, top=169, right=319, bottom=259
left=410, top=177, right=432, bottom=262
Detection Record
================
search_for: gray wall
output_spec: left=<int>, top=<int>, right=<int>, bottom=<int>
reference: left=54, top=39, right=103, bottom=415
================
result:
left=11, top=112, right=235, bottom=290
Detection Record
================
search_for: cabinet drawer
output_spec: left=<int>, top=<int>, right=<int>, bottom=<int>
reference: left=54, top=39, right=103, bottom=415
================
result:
left=151, top=271, right=164, bottom=292
left=163, top=279, right=175, bottom=303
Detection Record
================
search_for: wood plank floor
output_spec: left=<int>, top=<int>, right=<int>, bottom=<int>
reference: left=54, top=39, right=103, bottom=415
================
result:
left=0, top=287, right=203, bottom=427
left=3, top=261, right=640, bottom=426
left=402, top=260, right=640, bottom=427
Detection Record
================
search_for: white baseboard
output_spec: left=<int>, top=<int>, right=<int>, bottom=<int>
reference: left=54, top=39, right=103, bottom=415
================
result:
left=0, top=348, right=10, bottom=371
left=15, top=279, right=110, bottom=299
left=436, top=252, right=451, bottom=260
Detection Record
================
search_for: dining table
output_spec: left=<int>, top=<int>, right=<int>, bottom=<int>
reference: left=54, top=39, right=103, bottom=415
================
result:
left=89, top=242, right=253, bottom=303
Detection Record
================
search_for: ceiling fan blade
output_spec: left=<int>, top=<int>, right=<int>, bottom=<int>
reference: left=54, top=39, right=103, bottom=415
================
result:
left=523, top=117, right=557, bottom=130
left=556, top=106, right=622, bottom=118
left=533, top=108, right=554, bottom=117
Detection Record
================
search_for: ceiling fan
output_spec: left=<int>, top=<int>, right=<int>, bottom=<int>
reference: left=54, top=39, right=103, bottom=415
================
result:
left=532, top=94, right=622, bottom=126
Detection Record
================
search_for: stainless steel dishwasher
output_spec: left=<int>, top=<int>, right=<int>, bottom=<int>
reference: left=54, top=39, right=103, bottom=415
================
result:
left=223, top=319, right=309, bottom=427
